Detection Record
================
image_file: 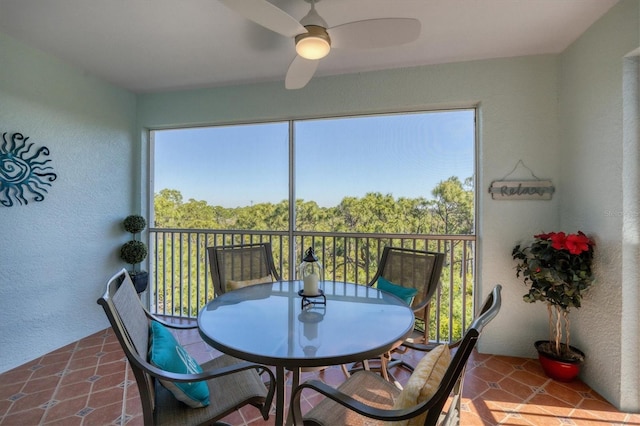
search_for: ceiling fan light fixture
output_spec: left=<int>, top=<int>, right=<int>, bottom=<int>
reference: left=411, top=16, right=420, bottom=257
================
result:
left=295, top=25, right=331, bottom=60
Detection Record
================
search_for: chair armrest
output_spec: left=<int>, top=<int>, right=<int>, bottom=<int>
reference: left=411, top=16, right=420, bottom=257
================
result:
left=148, top=315, right=197, bottom=330
left=410, top=297, right=432, bottom=313
left=291, top=379, right=430, bottom=423
left=158, top=360, right=275, bottom=384
left=140, top=306, right=197, bottom=330
left=401, top=340, right=440, bottom=352
left=127, top=347, right=275, bottom=384
left=402, top=338, right=461, bottom=352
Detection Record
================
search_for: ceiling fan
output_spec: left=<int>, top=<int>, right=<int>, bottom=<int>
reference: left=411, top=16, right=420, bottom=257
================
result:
left=219, top=0, right=421, bottom=89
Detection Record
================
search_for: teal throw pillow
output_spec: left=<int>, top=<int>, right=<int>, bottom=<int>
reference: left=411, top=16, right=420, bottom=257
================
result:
left=376, top=276, right=418, bottom=305
left=148, top=321, right=210, bottom=408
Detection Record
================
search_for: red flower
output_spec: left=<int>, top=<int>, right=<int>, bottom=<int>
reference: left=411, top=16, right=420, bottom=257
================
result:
left=549, top=232, right=567, bottom=250
left=565, top=232, right=592, bottom=255
left=577, top=231, right=595, bottom=246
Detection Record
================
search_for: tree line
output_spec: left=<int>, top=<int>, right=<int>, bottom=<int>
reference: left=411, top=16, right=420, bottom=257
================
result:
left=154, top=176, right=473, bottom=235
left=151, top=176, right=475, bottom=341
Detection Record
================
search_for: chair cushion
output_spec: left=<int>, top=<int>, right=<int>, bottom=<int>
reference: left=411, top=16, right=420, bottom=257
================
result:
left=391, top=344, right=450, bottom=426
left=148, top=321, right=210, bottom=408
left=376, top=276, right=418, bottom=305
left=226, top=274, right=273, bottom=292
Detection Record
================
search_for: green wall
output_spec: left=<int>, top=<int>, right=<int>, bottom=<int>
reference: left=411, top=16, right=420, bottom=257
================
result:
left=558, top=0, right=639, bottom=411
left=0, top=31, right=137, bottom=373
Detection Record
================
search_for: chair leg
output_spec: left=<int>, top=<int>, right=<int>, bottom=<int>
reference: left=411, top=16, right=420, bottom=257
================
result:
left=350, top=352, right=397, bottom=384
left=348, top=356, right=401, bottom=382
left=347, top=358, right=371, bottom=375
left=379, top=352, right=390, bottom=381
left=340, top=364, right=350, bottom=377
left=387, top=357, right=415, bottom=372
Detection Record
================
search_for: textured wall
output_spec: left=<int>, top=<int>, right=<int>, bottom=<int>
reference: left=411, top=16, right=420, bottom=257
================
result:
left=0, top=32, right=137, bottom=373
left=558, top=0, right=639, bottom=411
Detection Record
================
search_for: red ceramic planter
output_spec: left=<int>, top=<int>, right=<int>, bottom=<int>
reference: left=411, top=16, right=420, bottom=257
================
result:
left=535, top=340, right=584, bottom=382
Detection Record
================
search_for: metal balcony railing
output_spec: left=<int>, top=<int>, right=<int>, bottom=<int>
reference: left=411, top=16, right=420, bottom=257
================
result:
left=148, top=228, right=475, bottom=344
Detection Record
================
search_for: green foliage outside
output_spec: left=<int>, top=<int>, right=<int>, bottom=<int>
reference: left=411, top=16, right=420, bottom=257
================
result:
left=151, top=176, right=475, bottom=343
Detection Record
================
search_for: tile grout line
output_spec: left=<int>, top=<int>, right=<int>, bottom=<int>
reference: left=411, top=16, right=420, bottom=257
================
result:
left=495, top=365, right=554, bottom=426
left=102, top=329, right=130, bottom=426
left=118, top=356, right=130, bottom=426
left=7, top=354, right=41, bottom=422
left=80, top=333, right=107, bottom=426
left=40, top=338, right=84, bottom=425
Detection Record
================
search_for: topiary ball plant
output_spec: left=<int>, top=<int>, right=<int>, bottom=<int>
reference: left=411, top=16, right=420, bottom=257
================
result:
left=120, top=240, right=148, bottom=265
left=120, top=214, right=148, bottom=292
left=123, top=214, right=147, bottom=235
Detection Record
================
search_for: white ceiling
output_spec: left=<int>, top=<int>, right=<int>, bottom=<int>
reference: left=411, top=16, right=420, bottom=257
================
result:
left=0, top=0, right=618, bottom=93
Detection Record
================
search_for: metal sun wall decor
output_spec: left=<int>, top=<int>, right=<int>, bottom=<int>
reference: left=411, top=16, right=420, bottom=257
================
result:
left=0, top=132, right=57, bottom=207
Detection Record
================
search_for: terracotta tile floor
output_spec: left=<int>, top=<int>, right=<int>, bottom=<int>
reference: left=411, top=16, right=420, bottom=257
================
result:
left=1, top=325, right=638, bottom=426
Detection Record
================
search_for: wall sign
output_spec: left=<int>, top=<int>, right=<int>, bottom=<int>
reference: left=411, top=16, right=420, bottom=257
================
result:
left=488, top=180, right=555, bottom=200
left=0, top=132, right=57, bottom=207
left=489, top=160, right=554, bottom=200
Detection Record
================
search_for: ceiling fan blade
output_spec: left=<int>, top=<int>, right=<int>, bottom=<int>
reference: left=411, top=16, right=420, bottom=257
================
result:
left=285, top=56, right=319, bottom=90
left=219, top=0, right=306, bottom=38
left=328, top=18, right=421, bottom=49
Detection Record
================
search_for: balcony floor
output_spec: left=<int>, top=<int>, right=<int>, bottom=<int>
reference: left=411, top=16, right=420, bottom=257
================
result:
left=1, top=326, right=638, bottom=426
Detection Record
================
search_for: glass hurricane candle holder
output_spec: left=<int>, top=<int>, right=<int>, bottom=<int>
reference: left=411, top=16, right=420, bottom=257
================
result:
left=298, top=247, right=323, bottom=296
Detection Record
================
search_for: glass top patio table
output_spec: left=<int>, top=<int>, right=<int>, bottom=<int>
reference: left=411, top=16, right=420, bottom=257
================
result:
left=197, top=280, right=415, bottom=425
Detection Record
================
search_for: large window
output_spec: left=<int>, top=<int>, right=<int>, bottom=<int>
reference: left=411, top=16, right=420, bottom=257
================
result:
left=152, top=109, right=475, bottom=235
left=151, top=109, right=476, bottom=334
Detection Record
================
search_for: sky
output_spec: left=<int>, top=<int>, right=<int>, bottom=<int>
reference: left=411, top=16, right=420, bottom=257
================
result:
left=153, top=109, right=475, bottom=208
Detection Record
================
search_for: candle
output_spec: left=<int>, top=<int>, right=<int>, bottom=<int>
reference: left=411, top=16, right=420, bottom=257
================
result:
left=303, top=272, right=319, bottom=295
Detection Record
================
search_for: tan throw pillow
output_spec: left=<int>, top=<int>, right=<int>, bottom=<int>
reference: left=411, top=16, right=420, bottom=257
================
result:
left=391, top=344, right=451, bottom=426
left=226, top=274, right=274, bottom=292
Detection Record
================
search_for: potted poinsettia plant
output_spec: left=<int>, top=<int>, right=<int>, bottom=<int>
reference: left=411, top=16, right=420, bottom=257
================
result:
left=512, top=231, right=595, bottom=381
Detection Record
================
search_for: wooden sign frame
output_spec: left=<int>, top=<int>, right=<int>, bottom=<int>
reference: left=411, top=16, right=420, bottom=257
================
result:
left=488, top=180, right=554, bottom=200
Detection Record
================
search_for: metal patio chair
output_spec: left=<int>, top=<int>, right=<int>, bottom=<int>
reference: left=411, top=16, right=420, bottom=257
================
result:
left=207, top=242, right=281, bottom=297
left=351, top=246, right=445, bottom=380
left=291, top=284, right=502, bottom=426
left=97, top=269, right=275, bottom=426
